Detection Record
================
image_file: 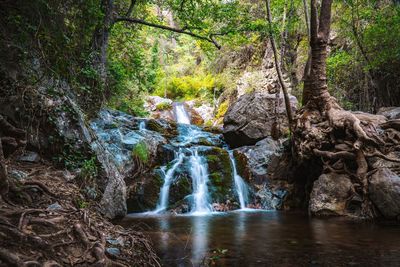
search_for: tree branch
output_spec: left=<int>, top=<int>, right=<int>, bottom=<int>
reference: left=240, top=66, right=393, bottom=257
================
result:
left=125, top=0, right=137, bottom=17
left=114, top=17, right=222, bottom=49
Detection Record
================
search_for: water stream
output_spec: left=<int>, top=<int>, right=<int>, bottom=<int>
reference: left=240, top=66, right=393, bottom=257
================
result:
left=155, top=150, right=185, bottom=213
left=229, top=151, right=249, bottom=209
left=189, top=148, right=213, bottom=214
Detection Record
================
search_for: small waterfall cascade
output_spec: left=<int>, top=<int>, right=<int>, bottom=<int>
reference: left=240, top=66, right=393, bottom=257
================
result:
left=138, top=121, right=146, bottom=131
left=154, top=150, right=185, bottom=212
left=229, top=151, right=249, bottom=209
left=189, top=149, right=213, bottom=214
left=175, top=103, right=191, bottom=124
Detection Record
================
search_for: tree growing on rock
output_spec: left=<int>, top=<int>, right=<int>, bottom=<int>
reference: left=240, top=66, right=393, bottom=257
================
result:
left=293, top=0, right=400, bottom=217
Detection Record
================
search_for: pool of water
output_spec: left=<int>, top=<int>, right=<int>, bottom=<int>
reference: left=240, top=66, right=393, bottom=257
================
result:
left=122, top=211, right=400, bottom=266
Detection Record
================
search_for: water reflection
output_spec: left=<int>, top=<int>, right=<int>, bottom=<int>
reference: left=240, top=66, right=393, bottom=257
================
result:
left=191, top=215, right=210, bottom=265
left=124, top=211, right=400, bottom=266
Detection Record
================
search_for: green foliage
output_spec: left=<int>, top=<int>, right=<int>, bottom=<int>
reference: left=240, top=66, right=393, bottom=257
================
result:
left=80, top=157, right=98, bottom=182
left=215, top=100, right=229, bottom=119
left=155, top=102, right=172, bottom=111
left=132, top=141, right=149, bottom=163
left=154, top=73, right=224, bottom=101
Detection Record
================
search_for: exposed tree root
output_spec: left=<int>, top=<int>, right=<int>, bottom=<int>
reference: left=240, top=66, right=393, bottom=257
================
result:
left=294, top=96, right=400, bottom=218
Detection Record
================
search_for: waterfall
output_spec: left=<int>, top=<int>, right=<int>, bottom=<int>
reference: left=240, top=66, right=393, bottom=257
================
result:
left=229, top=151, right=249, bottom=209
left=154, top=151, right=185, bottom=213
left=139, top=121, right=146, bottom=131
left=189, top=149, right=213, bottom=214
left=175, top=103, right=191, bottom=124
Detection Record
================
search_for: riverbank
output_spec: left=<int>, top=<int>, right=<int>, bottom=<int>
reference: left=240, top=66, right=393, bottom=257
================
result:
left=0, top=157, right=159, bottom=266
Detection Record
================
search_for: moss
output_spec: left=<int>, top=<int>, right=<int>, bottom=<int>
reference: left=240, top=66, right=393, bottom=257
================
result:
left=215, top=100, right=229, bottom=119
left=155, top=102, right=172, bottom=111
left=233, top=150, right=252, bottom=183
left=132, top=141, right=149, bottom=163
left=147, top=119, right=178, bottom=137
left=203, top=147, right=233, bottom=202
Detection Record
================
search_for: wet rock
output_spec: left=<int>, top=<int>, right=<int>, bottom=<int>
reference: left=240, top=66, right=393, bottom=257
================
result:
left=309, top=173, right=354, bottom=216
left=8, top=169, right=28, bottom=181
left=377, top=107, right=400, bottom=120
left=223, top=91, right=297, bottom=148
left=233, top=137, right=283, bottom=184
left=147, top=119, right=178, bottom=137
left=201, top=147, right=233, bottom=202
left=255, top=185, right=287, bottom=210
left=18, top=151, right=40, bottom=163
left=369, top=168, right=400, bottom=219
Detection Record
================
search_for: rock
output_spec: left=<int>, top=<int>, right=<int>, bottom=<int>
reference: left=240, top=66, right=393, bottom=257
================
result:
left=106, top=247, right=121, bottom=256
left=369, top=168, right=400, bottom=219
left=90, top=109, right=167, bottom=218
left=106, top=237, right=124, bottom=246
left=377, top=107, right=400, bottom=120
left=17, top=151, right=40, bottom=163
left=201, top=147, right=233, bottom=202
left=144, top=96, right=175, bottom=121
left=223, top=91, right=297, bottom=148
left=255, top=184, right=287, bottom=210
left=8, top=169, right=28, bottom=181
left=47, top=202, right=62, bottom=210
left=309, top=173, right=353, bottom=216
left=233, top=137, right=283, bottom=184
left=353, top=111, right=387, bottom=125
left=186, top=100, right=215, bottom=123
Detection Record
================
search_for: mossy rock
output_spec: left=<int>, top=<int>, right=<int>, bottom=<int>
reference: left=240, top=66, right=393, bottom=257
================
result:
left=202, top=147, right=233, bottom=202
left=169, top=173, right=192, bottom=207
left=126, top=172, right=163, bottom=212
left=147, top=119, right=178, bottom=137
left=233, top=150, right=252, bottom=183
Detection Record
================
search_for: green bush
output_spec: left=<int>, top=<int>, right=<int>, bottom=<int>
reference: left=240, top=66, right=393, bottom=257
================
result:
left=132, top=141, right=149, bottom=163
left=155, top=102, right=172, bottom=111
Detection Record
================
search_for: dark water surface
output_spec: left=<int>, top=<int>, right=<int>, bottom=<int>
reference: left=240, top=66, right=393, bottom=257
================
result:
left=122, top=211, right=400, bottom=266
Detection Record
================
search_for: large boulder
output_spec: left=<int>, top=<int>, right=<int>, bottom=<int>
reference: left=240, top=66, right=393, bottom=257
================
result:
left=309, top=173, right=354, bottom=216
left=369, top=168, right=400, bottom=219
left=233, top=137, right=283, bottom=184
left=223, top=91, right=297, bottom=148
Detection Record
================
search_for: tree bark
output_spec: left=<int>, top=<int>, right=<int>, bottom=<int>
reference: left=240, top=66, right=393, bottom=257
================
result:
left=307, top=0, right=333, bottom=108
left=92, top=0, right=115, bottom=84
left=265, top=0, right=293, bottom=130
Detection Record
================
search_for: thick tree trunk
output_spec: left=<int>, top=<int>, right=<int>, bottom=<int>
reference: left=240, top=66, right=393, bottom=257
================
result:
left=307, top=0, right=333, bottom=108
left=92, top=0, right=114, bottom=84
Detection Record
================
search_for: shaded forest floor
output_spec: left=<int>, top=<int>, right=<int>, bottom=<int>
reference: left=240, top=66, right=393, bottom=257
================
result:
left=0, top=156, right=160, bottom=267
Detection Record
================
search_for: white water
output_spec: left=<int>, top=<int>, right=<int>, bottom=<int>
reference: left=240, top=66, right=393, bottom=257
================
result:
left=175, top=103, right=191, bottom=124
left=154, top=151, right=185, bottom=213
left=229, top=151, right=249, bottom=209
left=138, top=121, right=146, bottom=131
left=189, top=149, right=213, bottom=214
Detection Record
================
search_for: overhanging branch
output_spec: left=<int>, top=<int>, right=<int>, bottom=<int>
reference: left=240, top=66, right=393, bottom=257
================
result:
left=114, top=17, right=222, bottom=49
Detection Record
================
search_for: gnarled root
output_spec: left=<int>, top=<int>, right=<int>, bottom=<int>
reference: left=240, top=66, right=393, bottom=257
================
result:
left=294, top=98, right=400, bottom=218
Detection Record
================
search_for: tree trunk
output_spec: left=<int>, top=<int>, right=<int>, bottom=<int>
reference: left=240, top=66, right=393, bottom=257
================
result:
left=265, top=0, right=293, bottom=131
left=92, top=0, right=114, bottom=84
left=307, top=0, right=333, bottom=108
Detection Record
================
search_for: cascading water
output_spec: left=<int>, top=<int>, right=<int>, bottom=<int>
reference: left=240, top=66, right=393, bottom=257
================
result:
left=139, top=121, right=146, bottom=131
left=189, top=149, right=213, bottom=214
left=175, top=103, right=191, bottom=124
left=154, top=151, right=184, bottom=213
left=229, top=151, right=249, bottom=209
